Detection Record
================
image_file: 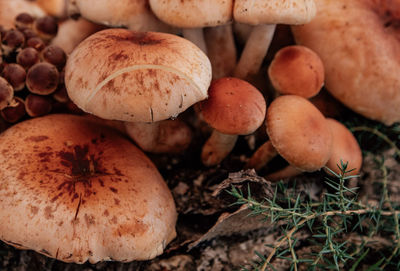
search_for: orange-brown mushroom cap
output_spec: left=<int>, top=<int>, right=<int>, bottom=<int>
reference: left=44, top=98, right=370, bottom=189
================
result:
left=268, top=45, right=324, bottom=98
left=266, top=95, right=332, bottom=172
left=0, top=114, right=177, bottom=263
left=325, top=118, right=362, bottom=176
left=198, top=77, right=266, bottom=135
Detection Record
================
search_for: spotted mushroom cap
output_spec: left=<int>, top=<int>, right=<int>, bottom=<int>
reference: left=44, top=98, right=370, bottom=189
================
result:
left=325, top=118, right=362, bottom=176
left=197, top=77, right=266, bottom=135
left=69, top=0, right=173, bottom=32
left=292, top=0, right=400, bottom=125
left=149, top=0, right=233, bottom=28
left=234, top=0, right=316, bottom=26
left=65, top=28, right=211, bottom=122
left=266, top=95, right=332, bottom=172
left=0, top=114, right=177, bottom=263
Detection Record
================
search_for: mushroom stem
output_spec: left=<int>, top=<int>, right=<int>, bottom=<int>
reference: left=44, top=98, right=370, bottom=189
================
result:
left=245, top=140, right=278, bottom=170
left=125, top=119, right=192, bottom=153
left=201, top=130, right=238, bottom=166
left=233, top=24, right=276, bottom=80
left=204, top=24, right=237, bottom=79
left=182, top=28, right=207, bottom=54
left=265, top=165, right=302, bottom=181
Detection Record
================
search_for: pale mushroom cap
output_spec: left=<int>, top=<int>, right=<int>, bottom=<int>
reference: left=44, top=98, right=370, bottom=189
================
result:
left=149, top=0, right=233, bottom=28
left=325, top=118, right=362, bottom=176
left=268, top=45, right=324, bottom=98
left=198, top=77, right=266, bottom=135
left=0, top=114, right=177, bottom=263
left=51, top=18, right=104, bottom=54
left=234, top=0, right=316, bottom=25
left=37, top=0, right=67, bottom=18
left=65, top=28, right=211, bottom=122
left=266, top=95, right=332, bottom=172
left=292, top=0, right=400, bottom=125
left=0, top=0, right=45, bottom=28
left=70, top=0, right=172, bottom=32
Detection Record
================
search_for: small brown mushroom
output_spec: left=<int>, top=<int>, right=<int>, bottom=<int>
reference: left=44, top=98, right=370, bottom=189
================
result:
left=0, top=76, right=14, bottom=110
left=33, top=15, right=58, bottom=41
left=41, top=45, right=67, bottom=70
left=247, top=95, right=332, bottom=181
left=1, top=63, right=26, bottom=91
left=197, top=77, right=266, bottom=166
left=25, top=93, right=53, bottom=117
left=1, top=96, right=26, bottom=123
left=15, top=12, right=35, bottom=30
left=324, top=118, right=362, bottom=176
left=268, top=45, right=324, bottom=98
left=17, top=47, right=40, bottom=69
left=26, top=62, right=59, bottom=95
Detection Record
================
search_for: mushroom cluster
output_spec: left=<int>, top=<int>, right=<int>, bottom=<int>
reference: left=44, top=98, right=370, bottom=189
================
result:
left=5, top=0, right=400, bottom=266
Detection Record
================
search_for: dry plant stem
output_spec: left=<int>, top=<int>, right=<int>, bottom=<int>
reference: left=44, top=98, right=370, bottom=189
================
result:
left=245, top=140, right=278, bottom=170
left=233, top=24, right=276, bottom=80
left=182, top=28, right=207, bottom=54
left=204, top=24, right=237, bottom=79
left=201, top=130, right=238, bottom=166
left=350, top=126, right=400, bottom=157
left=265, top=165, right=302, bottom=182
left=125, top=119, right=192, bottom=153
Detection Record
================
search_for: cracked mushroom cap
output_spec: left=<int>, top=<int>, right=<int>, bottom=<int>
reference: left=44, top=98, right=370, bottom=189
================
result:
left=292, top=0, right=400, bottom=125
left=69, top=0, right=173, bottom=32
left=149, top=0, right=233, bottom=28
left=266, top=95, right=332, bottom=172
left=325, top=118, right=362, bottom=176
left=197, top=77, right=266, bottom=135
left=0, top=114, right=177, bottom=263
left=234, top=0, right=316, bottom=25
left=65, top=28, right=211, bottom=122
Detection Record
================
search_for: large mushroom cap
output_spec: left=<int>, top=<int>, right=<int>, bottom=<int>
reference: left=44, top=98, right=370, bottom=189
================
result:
left=149, top=0, right=233, bottom=28
left=292, top=0, right=400, bottom=125
left=0, top=0, right=45, bottom=28
left=65, top=28, right=211, bottom=122
left=69, top=0, right=172, bottom=32
left=197, top=77, right=266, bottom=135
left=266, top=95, right=332, bottom=172
left=0, top=114, right=177, bottom=263
left=234, top=0, right=316, bottom=25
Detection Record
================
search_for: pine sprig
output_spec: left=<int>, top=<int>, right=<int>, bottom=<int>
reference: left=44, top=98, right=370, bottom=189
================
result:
left=229, top=161, right=400, bottom=270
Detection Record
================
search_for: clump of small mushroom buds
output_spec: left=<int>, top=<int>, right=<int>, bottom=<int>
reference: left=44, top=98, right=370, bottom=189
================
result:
left=0, top=12, right=76, bottom=125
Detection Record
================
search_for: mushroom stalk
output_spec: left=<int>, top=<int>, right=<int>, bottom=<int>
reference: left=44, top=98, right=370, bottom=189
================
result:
left=245, top=140, right=278, bottom=171
left=204, top=24, right=237, bottom=79
left=265, top=165, right=302, bottom=181
left=201, top=130, right=238, bottom=166
left=125, top=119, right=192, bottom=154
left=182, top=28, right=207, bottom=54
left=233, top=24, right=276, bottom=80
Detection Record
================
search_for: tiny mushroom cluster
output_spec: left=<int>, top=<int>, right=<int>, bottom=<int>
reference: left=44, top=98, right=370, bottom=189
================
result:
left=3, top=0, right=400, bottom=266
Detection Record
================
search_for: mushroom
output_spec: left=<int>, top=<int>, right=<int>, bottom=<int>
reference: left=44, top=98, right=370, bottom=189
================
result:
left=0, top=76, right=14, bottom=110
left=197, top=77, right=266, bottom=166
left=1, top=63, right=26, bottom=91
left=325, top=118, right=362, bottom=176
left=292, top=0, right=400, bottom=125
left=37, top=0, right=68, bottom=18
left=246, top=95, right=332, bottom=181
left=149, top=0, right=233, bottom=53
left=125, top=119, right=193, bottom=154
left=268, top=45, right=324, bottom=98
left=51, top=17, right=104, bottom=54
left=68, top=0, right=175, bottom=33
left=0, top=114, right=177, bottom=263
left=65, top=28, right=211, bottom=152
left=204, top=24, right=237, bottom=79
left=232, top=0, right=316, bottom=80
left=0, top=0, right=45, bottom=29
